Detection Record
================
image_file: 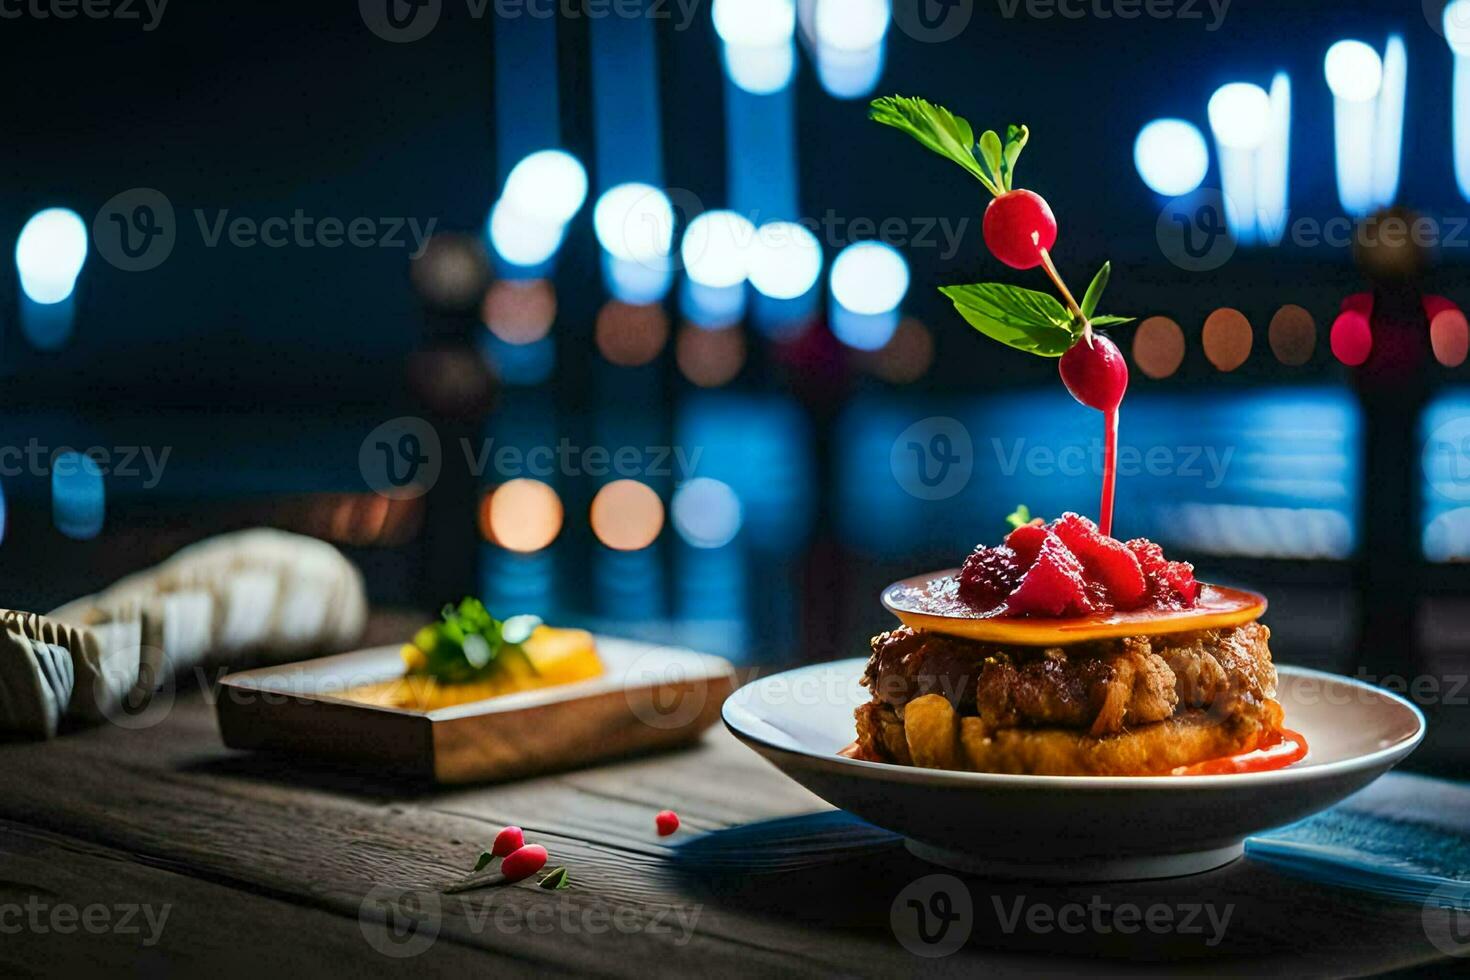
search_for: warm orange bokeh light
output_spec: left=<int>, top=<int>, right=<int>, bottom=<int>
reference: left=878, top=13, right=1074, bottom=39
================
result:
left=1267, top=305, right=1316, bottom=366
left=676, top=323, right=745, bottom=387
left=589, top=480, right=664, bottom=551
left=1132, top=316, right=1186, bottom=379
left=1431, top=309, right=1470, bottom=368
left=482, top=280, right=556, bottom=345
left=480, top=479, right=563, bottom=553
left=1202, top=308, right=1253, bottom=372
left=595, top=301, right=669, bottom=367
left=863, top=317, right=934, bottom=384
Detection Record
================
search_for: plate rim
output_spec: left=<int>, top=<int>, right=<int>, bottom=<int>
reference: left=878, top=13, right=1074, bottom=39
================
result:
left=723, top=660, right=1426, bottom=790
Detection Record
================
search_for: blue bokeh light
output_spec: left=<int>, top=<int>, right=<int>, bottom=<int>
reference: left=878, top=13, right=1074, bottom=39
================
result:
left=15, top=208, right=87, bottom=305
left=52, top=451, right=105, bottom=540
left=672, top=477, right=743, bottom=549
left=1133, top=119, right=1209, bottom=197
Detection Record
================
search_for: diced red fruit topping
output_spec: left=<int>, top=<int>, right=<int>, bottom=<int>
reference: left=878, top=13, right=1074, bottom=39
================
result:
left=491, top=825, right=524, bottom=857
left=1006, top=532, right=1093, bottom=617
left=982, top=189, right=1058, bottom=270
left=1004, top=522, right=1048, bottom=565
left=1126, top=539, right=1199, bottom=605
left=958, top=545, right=1024, bottom=609
left=655, top=810, right=680, bottom=836
left=1051, top=513, right=1147, bottom=608
left=957, top=516, right=1198, bottom=617
left=501, top=844, right=548, bottom=882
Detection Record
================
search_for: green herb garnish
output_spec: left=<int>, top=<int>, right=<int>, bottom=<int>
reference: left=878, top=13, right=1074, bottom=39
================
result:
left=405, top=598, right=542, bottom=684
left=1005, top=505, right=1032, bottom=530
left=538, top=866, right=570, bottom=890
left=474, top=851, right=495, bottom=872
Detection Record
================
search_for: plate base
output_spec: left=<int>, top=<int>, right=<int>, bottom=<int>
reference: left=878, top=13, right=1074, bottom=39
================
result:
left=903, top=839, right=1245, bottom=882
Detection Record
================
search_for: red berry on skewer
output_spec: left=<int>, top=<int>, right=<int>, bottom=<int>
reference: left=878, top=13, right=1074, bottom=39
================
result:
left=983, top=189, right=1058, bottom=270
left=1059, top=334, right=1129, bottom=413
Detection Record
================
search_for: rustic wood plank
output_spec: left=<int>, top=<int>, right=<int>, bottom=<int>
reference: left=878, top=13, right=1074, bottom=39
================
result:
left=0, top=686, right=1457, bottom=975
left=0, top=821, right=542, bottom=979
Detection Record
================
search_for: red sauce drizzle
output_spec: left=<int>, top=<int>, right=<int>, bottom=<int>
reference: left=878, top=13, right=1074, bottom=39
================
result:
left=1170, top=728, right=1308, bottom=776
left=1099, top=408, right=1118, bottom=537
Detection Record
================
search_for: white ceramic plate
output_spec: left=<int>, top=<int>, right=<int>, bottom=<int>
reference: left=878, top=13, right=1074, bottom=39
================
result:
left=723, top=660, right=1425, bottom=881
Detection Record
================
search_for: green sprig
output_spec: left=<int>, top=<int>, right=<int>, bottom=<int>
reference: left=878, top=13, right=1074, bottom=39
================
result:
left=407, top=598, right=542, bottom=684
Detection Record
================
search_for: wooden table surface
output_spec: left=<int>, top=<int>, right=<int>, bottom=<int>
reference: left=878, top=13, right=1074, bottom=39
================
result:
left=0, top=622, right=1459, bottom=977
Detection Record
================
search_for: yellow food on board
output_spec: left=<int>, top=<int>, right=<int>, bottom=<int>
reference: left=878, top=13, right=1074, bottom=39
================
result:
left=343, top=627, right=602, bottom=711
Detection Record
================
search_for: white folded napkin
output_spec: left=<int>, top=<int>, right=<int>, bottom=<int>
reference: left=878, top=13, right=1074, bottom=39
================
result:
left=0, top=528, right=367, bottom=739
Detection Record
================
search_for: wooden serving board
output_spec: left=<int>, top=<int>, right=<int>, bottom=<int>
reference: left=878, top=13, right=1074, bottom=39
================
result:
left=216, top=637, right=736, bottom=783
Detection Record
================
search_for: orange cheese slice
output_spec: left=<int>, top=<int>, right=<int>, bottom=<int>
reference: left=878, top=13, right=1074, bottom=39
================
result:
left=881, top=569, right=1266, bottom=646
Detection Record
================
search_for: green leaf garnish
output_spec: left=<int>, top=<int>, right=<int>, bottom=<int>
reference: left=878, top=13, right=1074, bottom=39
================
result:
left=978, top=130, right=1004, bottom=189
left=869, top=95, right=996, bottom=194
left=940, top=283, right=1080, bottom=357
left=1080, top=261, right=1110, bottom=320
left=406, top=598, right=541, bottom=684
left=1086, top=315, right=1135, bottom=328
left=1005, top=505, right=1032, bottom=530
left=474, top=851, right=495, bottom=872
left=1001, top=125, right=1029, bottom=191
left=538, top=867, right=570, bottom=890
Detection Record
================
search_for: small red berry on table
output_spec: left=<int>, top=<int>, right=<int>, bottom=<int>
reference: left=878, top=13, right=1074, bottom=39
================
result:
left=491, top=825, right=524, bottom=857
left=501, top=844, right=548, bottom=882
left=655, top=810, right=680, bottom=836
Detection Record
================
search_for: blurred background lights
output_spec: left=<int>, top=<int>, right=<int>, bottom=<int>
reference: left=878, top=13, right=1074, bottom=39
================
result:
left=1325, top=39, right=1395, bottom=216
left=712, top=0, right=795, bottom=48
left=52, top=451, right=104, bottom=540
left=488, top=198, right=566, bottom=268
left=16, top=208, right=88, bottom=305
left=593, top=183, right=674, bottom=266
left=813, top=0, right=889, bottom=52
left=829, top=242, right=909, bottom=315
left=1324, top=40, right=1383, bottom=103
left=747, top=221, right=822, bottom=300
left=1451, top=2, right=1470, bottom=199
left=713, top=0, right=797, bottom=93
left=480, top=479, right=563, bottom=553
left=489, top=150, right=588, bottom=270
left=682, top=211, right=755, bottom=288
left=1448, top=0, right=1470, bottom=55
left=1206, top=82, right=1270, bottom=244
left=1206, top=83, right=1271, bottom=149
left=482, top=279, right=556, bottom=345
left=410, top=233, right=489, bottom=312
left=501, top=150, right=589, bottom=226
left=595, top=301, right=670, bottom=367
left=590, top=480, right=664, bottom=551
left=671, top=477, right=743, bottom=549
left=676, top=322, right=746, bottom=386
left=1133, top=119, right=1209, bottom=197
